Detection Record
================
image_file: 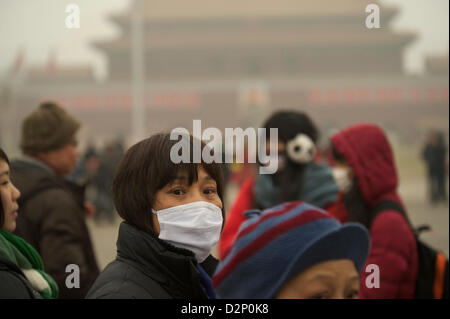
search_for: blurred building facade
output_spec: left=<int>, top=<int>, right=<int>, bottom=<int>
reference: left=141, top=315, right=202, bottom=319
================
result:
left=1, top=0, right=448, bottom=152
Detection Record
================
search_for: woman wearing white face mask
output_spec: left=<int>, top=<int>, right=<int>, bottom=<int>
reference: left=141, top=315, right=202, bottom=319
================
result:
left=330, top=124, right=418, bottom=299
left=86, top=134, right=224, bottom=299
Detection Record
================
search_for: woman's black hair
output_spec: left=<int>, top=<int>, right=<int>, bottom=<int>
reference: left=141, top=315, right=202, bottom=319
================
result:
left=263, top=110, right=319, bottom=144
left=331, top=145, right=346, bottom=164
left=0, top=147, right=10, bottom=227
left=112, top=133, right=224, bottom=234
left=255, top=111, right=319, bottom=207
left=330, top=145, right=370, bottom=226
left=342, top=182, right=370, bottom=227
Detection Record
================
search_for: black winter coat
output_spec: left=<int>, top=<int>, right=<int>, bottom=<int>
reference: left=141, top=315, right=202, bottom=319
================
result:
left=0, top=256, right=42, bottom=299
left=10, top=158, right=100, bottom=299
left=86, top=222, right=218, bottom=299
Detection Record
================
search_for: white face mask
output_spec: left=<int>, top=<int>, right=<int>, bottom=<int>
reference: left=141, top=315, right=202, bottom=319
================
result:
left=332, top=167, right=353, bottom=194
left=152, top=201, right=223, bottom=263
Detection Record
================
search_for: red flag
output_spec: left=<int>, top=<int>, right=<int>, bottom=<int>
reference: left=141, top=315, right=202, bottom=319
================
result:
left=9, top=48, right=25, bottom=75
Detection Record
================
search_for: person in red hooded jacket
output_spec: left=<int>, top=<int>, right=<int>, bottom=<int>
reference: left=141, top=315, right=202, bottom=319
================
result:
left=330, top=123, right=418, bottom=299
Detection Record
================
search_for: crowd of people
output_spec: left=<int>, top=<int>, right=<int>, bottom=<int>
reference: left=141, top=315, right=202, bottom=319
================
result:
left=69, top=139, right=124, bottom=225
left=0, top=101, right=448, bottom=299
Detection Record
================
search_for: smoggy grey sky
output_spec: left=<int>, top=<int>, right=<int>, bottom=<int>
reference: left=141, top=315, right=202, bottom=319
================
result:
left=0, top=0, right=448, bottom=80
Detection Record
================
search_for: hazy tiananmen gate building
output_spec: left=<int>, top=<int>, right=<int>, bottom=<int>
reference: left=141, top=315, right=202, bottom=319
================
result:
left=3, top=0, right=448, bottom=150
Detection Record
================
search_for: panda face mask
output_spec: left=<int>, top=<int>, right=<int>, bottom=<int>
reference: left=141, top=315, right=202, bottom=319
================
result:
left=286, top=134, right=316, bottom=164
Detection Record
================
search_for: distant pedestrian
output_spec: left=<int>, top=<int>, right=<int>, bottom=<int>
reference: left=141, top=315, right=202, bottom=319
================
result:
left=422, top=130, right=447, bottom=204
left=92, top=142, right=122, bottom=224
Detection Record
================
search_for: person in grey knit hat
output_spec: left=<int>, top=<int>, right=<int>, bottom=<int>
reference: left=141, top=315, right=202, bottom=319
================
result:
left=10, top=101, right=100, bottom=299
left=19, top=102, right=80, bottom=175
left=21, top=102, right=80, bottom=151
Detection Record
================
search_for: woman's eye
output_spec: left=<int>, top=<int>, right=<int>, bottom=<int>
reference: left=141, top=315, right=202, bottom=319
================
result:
left=310, top=292, right=329, bottom=299
left=346, top=290, right=359, bottom=299
left=203, top=188, right=217, bottom=195
left=171, top=189, right=185, bottom=195
left=1, top=181, right=9, bottom=186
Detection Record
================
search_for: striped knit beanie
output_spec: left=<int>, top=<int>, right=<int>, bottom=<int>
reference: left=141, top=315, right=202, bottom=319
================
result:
left=213, top=201, right=370, bottom=299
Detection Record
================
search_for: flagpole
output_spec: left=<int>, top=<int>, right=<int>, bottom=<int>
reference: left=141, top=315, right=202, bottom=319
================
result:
left=131, top=0, right=145, bottom=143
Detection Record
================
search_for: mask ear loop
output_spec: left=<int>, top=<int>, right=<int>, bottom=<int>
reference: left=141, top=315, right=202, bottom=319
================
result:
left=286, top=134, right=316, bottom=164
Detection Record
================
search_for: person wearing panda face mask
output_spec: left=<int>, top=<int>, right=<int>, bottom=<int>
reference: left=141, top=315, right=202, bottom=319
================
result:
left=219, top=111, right=344, bottom=260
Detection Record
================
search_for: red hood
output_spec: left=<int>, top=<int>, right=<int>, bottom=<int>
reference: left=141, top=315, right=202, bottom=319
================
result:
left=331, top=124, right=399, bottom=207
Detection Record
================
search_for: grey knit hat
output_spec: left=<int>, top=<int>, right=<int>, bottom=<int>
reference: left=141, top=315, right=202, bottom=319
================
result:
left=20, top=102, right=80, bottom=154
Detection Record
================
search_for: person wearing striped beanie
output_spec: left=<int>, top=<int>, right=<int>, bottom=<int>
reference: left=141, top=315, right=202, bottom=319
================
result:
left=213, top=201, right=370, bottom=299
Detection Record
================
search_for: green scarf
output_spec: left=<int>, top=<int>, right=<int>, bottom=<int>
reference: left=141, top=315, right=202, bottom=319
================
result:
left=0, top=229, right=58, bottom=299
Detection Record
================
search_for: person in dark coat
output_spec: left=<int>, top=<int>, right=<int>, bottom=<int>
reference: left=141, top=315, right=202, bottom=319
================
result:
left=91, top=143, right=119, bottom=224
left=422, top=130, right=448, bottom=203
left=10, top=102, right=99, bottom=299
left=331, top=123, right=418, bottom=298
left=87, top=133, right=224, bottom=299
left=0, top=147, right=58, bottom=299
